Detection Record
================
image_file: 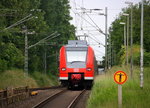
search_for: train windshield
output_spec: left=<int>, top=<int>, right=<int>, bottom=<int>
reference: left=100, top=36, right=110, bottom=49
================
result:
left=66, top=51, right=87, bottom=68
left=66, top=51, right=87, bottom=63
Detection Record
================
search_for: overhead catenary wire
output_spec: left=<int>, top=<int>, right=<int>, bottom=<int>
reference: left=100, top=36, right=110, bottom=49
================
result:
left=71, top=9, right=105, bottom=36
left=1, top=14, right=33, bottom=32
left=71, top=0, right=117, bottom=12
left=28, top=32, right=59, bottom=49
left=88, top=32, right=104, bottom=45
left=88, top=35, right=105, bottom=46
left=70, top=0, right=105, bottom=36
left=70, top=0, right=105, bottom=60
left=85, top=13, right=105, bottom=35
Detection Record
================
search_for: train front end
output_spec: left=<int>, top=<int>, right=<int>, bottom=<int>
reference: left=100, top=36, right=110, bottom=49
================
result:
left=59, top=40, right=96, bottom=89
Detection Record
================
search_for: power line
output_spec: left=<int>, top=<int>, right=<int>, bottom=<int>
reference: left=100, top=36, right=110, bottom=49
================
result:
left=70, top=0, right=105, bottom=36
left=28, top=32, right=59, bottom=49
left=85, top=13, right=105, bottom=35
left=71, top=9, right=105, bottom=36
left=89, top=33, right=104, bottom=44
left=88, top=36, right=104, bottom=47
left=0, top=14, right=33, bottom=32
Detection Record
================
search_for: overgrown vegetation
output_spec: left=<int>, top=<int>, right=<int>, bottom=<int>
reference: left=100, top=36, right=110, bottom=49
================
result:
left=0, top=69, right=38, bottom=89
left=31, top=72, right=59, bottom=87
left=87, top=66, right=150, bottom=108
left=88, top=2, right=150, bottom=107
left=0, top=0, right=75, bottom=87
left=0, top=69, right=59, bottom=90
left=0, top=0, right=75, bottom=73
left=109, top=1, right=150, bottom=66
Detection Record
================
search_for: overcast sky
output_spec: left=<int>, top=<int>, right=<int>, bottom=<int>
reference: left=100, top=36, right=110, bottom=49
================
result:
left=69, top=0, right=141, bottom=61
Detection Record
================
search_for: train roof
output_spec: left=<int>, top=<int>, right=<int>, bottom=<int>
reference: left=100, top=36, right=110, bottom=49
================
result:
left=65, top=40, right=88, bottom=48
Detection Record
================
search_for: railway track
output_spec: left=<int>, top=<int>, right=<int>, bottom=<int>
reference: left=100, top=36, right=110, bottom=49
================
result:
left=67, top=89, right=86, bottom=108
left=32, top=89, right=67, bottom=108
left=32, top=89, right=86, bottom=108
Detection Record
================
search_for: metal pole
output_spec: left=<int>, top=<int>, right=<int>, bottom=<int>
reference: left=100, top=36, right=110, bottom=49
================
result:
left=112, top=43, right=114, bottom=66
left=124, top=24, right=127, bottom=65
left=118, top=85, right=122, bottom=108
left=130, top=4, right=133, bottom=79
left=111, top=43, right=113, bottom=66
left=44, top=44, right=47, bottom=75
left=124, top=24, right=126, bottom=48
left=120, top=22, right=126, bottom=64
left=127, top=16, right=129, bottom=65
left=105, top=7, right=108, bottom=71
left=24, top=26, right=28, bottom=76
left=108, top=35, right=110, bottom=69
left=109, top=34, right=111, bottom=69
left=140, top=0, right=144, bottom=88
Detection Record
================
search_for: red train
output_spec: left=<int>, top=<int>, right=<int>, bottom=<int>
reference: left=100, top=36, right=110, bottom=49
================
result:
left=59, top=40, right=97, bottom=89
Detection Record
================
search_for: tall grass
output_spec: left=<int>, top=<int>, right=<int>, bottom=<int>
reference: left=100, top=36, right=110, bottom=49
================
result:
left=0, top=69, right=38, bottom=89
left=31, top=72, right=59, bottom=87
left=87, top=66, right=150, bottom=108
left=0, top=69, right=59, bottom=90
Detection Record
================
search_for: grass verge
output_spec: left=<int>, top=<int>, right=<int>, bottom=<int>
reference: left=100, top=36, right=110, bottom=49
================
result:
left=0, top=69, right=59, bottom=90
left=87, top=65, right=150, bottom=108
left=31, top=72, right=59, bottom=87
left=0, top=69, right=38, bottom=89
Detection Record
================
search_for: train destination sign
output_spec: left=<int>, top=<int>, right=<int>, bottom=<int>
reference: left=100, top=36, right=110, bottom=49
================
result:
left=114, top=71, right=127, bottom=85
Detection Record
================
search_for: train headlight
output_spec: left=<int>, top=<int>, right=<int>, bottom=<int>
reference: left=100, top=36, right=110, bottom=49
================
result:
left=87, top=68, right=92, bottom=71
left=61, top=68, right=66, bottom=71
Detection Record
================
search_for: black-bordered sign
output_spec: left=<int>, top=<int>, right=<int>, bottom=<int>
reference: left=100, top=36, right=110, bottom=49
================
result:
left=114, top=71, right=127, bottom=84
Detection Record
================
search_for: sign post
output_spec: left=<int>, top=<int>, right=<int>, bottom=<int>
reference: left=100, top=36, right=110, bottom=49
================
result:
left=118, top=84, right=122, bottom=108
left=114, top=71, right=127, bottom=108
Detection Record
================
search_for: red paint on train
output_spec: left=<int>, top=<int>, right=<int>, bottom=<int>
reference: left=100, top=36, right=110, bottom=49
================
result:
left=59, top=41, right=97, bottom=89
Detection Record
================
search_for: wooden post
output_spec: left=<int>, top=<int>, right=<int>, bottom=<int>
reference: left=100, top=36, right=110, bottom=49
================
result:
left=114, top=71, right=127, bottom=108
left=118, top=84, right=122, bottom=108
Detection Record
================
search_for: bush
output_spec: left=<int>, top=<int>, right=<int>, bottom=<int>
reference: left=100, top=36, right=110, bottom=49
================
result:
left=144, top=52, right=150, bottom=66
left=118, top=44, right=150, bottom=66
left=87, top=66, right=150, bottom=108
left=0, top=69, right=38, bottom=89
left=31, top=72, right=58, bottom=87
left=0, top=43, right=24, bottom=69
left=0, top=59, right=8, bottom=72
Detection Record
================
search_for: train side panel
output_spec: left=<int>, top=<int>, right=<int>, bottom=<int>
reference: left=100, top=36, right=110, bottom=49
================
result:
left=59, top=46, right=68, bottom=81
left=85, top=46, right=94, bottom=80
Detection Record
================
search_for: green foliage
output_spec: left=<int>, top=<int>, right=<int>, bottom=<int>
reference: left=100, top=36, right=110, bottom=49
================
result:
left=0, top=42, right=24, bottom=71
left=0, top=69, right=38, bottom=89
left=31, top=72, right=58, bottom=87
left=118, top=46, right=126, bottom=65
left=131, top=45, right=140, bottom=65
left=0, top=0, right=75, bottom=76
left=0, top=69, right=59, bottom=89
left=88, top=76, right=117, bottom=108
left=109, top=1, right=150, bottom=66
left=87, top=66, right=150, bottom=108
left=0, top=59, right=8, bottom=72
left=144, top=52, right=150, bottom=66
left=133, top=51, right=150, bottom=66
left=117, top=44, right=150, bottom=66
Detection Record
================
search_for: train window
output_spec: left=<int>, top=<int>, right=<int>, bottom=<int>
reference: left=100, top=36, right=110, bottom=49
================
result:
left=66, top=51, right=87, bottom=63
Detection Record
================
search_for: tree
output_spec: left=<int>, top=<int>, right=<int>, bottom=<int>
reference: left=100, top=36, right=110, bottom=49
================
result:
left=0, top=0, right=76, bottom=74
left=108, top=1, right=150, bottom=66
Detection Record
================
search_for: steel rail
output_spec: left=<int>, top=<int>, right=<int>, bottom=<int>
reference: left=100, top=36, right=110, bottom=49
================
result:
left=32, top=89, right=67, bottom=108
left=67, top=89, right=86, bottom=108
